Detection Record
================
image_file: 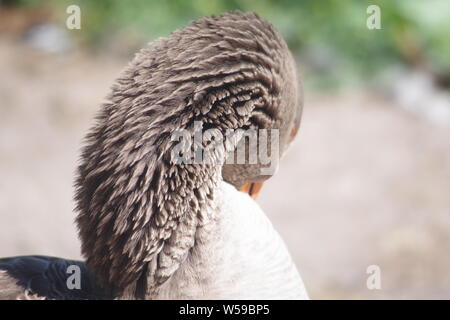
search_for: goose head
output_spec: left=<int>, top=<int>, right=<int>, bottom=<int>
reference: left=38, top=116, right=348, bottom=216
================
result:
left=74, top=11, right=302, bottom=299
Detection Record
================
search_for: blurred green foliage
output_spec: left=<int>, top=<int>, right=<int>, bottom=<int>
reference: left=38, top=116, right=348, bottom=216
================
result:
left=15, top=0, right=450, bottom=89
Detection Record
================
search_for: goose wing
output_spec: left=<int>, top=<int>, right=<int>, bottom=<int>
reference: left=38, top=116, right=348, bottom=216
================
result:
left=0, top=255, right=111, bottom=300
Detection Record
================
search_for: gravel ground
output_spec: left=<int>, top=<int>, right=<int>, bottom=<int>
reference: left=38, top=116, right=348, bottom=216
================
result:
left=1, top=39, right=449, bottom=299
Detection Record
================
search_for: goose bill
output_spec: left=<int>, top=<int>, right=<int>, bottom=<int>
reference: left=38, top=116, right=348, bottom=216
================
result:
left=239, top=182, right=264, bottom=200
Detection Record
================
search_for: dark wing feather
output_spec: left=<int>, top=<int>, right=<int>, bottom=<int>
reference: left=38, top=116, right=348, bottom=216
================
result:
left=0, top=255, right=111, bottom=300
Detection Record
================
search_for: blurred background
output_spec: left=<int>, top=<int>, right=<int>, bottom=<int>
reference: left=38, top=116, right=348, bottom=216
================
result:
left=0, top=0, right=449, bottom=299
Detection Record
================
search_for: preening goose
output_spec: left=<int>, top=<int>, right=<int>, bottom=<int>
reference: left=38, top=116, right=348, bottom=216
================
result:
left=0, top=11, right=307, bottom=300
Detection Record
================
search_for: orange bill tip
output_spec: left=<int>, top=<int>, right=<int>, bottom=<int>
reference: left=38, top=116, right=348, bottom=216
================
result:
left=238, top=182, right=264, bottom=200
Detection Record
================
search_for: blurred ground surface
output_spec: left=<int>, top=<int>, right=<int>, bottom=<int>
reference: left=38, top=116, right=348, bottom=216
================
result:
left=0, top=39, right=449, bottom=299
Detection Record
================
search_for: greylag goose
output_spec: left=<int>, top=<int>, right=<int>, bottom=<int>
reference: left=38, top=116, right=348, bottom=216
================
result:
left=0, top=11, right=307, bottom=300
